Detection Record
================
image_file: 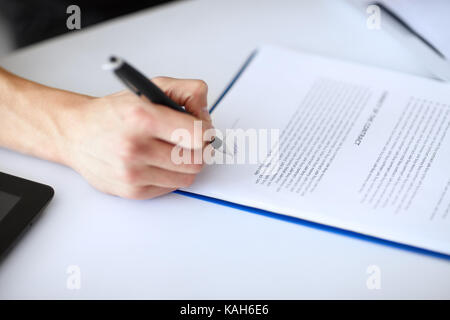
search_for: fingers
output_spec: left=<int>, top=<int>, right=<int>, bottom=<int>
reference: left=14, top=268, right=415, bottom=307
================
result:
left=146, top=103, right=211, bottom=149
left=111, top=94, right=210, bottom=150
left=140, top=138, right=204, bottom=174
left=78, top=78, right=214, bottom=200
left=114, top=127, right=205, bottom=173
left=119, top=165, right=197, bottom=188
left=124, top=186, right=176, bottom=200
left=73, top=159, right=178, bottom=200
left=112, top=80, right=213, bottom=149
left=152, top=77, right=211, bottom=122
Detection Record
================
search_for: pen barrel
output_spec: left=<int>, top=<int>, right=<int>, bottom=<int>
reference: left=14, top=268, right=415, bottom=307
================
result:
left=114, top=62, right=188, bottom=113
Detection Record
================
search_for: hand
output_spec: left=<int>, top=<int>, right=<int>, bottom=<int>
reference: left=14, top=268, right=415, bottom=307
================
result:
left=61, top=77, right=212, bottom=199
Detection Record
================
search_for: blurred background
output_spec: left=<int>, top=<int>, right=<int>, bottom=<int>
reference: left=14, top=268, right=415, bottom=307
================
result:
left=0, top=0, right=448, bottom=81
left=0, top=0, right=177, bottom=57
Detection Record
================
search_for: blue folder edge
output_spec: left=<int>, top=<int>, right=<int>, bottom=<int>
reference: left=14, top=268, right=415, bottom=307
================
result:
left=175, top=49, right=450, bottom=261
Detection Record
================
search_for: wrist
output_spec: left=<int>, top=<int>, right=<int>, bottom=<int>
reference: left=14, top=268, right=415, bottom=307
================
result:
left=0, top=67, right=95, bottom=169
left=49, top=91, right=94, bottom=168
left=9, top=76, right=93, bottom=167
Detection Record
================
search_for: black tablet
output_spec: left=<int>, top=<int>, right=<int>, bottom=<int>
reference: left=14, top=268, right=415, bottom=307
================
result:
left=0, top=172, right=54, bottom=260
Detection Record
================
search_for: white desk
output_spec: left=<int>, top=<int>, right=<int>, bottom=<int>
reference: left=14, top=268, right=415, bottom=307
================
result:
left=0, top=0, right=449, bottom=299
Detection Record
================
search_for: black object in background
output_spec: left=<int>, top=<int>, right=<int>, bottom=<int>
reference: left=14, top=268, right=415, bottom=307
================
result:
left=0, top=172, right=54, bottom=260
left=0, top=191, right=20, bottom=221
left=0, top=0, right=177, bottom=48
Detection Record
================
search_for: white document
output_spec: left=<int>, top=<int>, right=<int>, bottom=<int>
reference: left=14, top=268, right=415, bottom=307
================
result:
left=184, top=45, right=450, bottom=256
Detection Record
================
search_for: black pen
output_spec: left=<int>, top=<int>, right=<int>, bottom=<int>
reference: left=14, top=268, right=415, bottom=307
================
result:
left=371, top=2, right=450, bottom=81
left=373, top=2, right=445, bottom=59
left=105, top=56, right=228, bottom=154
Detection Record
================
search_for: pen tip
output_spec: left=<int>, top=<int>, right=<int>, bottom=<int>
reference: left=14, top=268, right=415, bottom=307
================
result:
left=109, top=56, right=117, bottom=63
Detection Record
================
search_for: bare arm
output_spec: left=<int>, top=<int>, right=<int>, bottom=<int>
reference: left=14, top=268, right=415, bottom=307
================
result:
left=0, top=67, right=90, bottom=163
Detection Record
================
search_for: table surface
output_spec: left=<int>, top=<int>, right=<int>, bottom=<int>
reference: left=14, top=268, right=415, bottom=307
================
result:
left=0, top=0, right=449, bottom=299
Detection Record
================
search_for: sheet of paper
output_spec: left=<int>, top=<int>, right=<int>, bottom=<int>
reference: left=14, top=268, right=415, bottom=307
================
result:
left=184, top=45, right=450, bottom=255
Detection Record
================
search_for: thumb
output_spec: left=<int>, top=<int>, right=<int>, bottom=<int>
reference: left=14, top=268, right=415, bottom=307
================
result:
left=152, top=77, right=212, bottom=123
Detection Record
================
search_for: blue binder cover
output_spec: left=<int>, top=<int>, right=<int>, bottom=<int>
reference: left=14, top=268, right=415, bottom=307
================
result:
left=175, top=49, right=450, bottom=261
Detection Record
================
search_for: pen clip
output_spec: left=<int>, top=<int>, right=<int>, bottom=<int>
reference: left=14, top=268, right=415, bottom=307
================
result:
left=116, top=73, right=142, bottom=96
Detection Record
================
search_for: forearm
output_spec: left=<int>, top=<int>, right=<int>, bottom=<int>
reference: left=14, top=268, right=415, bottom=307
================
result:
left=0, top=67, right=90, bottom=165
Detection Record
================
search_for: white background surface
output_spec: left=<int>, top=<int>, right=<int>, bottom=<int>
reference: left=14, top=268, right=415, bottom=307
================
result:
left=0, top=0, right=449, bottom=299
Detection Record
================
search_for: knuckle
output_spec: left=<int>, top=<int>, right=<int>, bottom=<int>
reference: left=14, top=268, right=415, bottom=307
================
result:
left=155, top=146, right=171, bottom=165
left=140, top=111, right=158, bottom=134
left=150, top=149, right=164, bottom=166
left=118, top=137, right=140, bottom=161
left=128, top=105, right=156, bottom=130
left=179, top=174, right=196, bottom=187
left=128, top=105, right=147, bottom=122
left=193, top=79, right=208, bottom=95
left=128, top=105, right=145, bottom=119
left=121, top=167, right=140, bottom=185
left=124, top=187, right=146, bottom=200
left=152, top=76, right=167, bottom=84
left=189, top=163, right=204, bottom=174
